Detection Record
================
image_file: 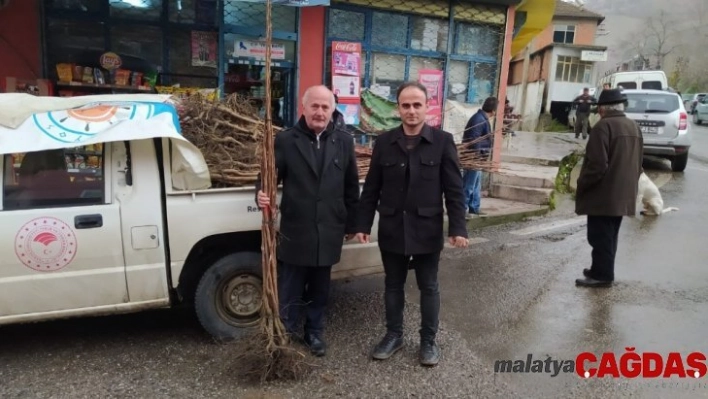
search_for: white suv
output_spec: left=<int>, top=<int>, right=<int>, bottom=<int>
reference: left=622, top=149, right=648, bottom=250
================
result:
left=623, top=89, right=691, bottom=172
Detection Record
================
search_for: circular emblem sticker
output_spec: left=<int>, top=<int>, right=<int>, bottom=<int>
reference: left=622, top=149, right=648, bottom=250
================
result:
left=100, top=52, right=122, bottom=70
left=14, top=217, right=78, bottom=272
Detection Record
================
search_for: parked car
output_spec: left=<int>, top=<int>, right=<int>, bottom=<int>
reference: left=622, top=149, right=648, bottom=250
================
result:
left=687, top=93, right=707, bottom=114
left=693, top=95, right=708, bottom=124
left=623, top=89, right=691, bottom=172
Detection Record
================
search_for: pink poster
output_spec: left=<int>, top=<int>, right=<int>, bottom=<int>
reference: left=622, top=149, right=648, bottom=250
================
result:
left=191, top=31, right=217, bottom=68
left=418, top=69, right=444, bottom=127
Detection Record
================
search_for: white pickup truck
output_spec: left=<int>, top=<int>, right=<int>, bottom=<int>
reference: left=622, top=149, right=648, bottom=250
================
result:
left=0, top=94, right=381, bottom=340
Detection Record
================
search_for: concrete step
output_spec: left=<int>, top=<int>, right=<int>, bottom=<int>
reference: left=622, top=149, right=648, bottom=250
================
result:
left=500, top=154, right=562, bottom=167
left=491, top=163, right=558, bottom=189
left=490, top=183, right=553, bottom=205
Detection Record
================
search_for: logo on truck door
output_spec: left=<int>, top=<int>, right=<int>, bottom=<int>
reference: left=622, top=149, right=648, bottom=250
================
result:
left=14, top=217, right=78, bottom=272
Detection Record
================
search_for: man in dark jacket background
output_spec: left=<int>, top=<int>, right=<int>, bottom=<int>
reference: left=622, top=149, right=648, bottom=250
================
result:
left=354, top=82, right=469, bottom=367
left=573, top=87, right=597, bottom=139
left=575, top=88, right=643, bottom=288
left=461, top=97, right=496, bottom=217
left=257, top=85, right=360, bottom=356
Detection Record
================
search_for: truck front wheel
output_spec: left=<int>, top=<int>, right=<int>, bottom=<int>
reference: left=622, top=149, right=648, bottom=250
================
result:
left=194, top=252, right=263, bottom=341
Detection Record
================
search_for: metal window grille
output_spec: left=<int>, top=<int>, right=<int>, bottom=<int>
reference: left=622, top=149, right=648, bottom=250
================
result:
left=325, top=0, right=506, bottom=133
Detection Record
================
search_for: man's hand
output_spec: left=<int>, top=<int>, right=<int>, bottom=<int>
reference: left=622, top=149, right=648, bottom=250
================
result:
left=448, top=236, right=469, bottom=248
left=257, top=190, right=270, bottom=208
left=355, top=233, right=370, bottom=244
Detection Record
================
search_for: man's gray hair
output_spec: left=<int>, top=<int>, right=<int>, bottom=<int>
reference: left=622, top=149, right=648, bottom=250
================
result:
left=302, top=85, right=336, bottom=108
left=599, top=103, right=625, bottom=112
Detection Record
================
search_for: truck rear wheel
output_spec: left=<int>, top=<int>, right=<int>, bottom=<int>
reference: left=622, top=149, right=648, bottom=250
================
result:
left=194, top=252, right=263, bottom=341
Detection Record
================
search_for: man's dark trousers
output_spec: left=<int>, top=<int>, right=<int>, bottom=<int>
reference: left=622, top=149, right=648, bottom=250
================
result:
left=575, top=112, right=590, bottom=138
left=587, top=216, right=622, bottom=281
left=278, top=263, right=332, bottom=336
left=380, top=250, right=441, bottom=342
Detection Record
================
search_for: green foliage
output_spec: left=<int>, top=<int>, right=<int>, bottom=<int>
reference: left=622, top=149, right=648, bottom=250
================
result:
left=554, top=151, right=582, bottom=194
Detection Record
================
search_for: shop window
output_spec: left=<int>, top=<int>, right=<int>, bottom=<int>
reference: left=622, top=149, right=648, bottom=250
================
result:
left=223, top=1, right=297, bottom=32
left=553, top=25, right=575, bottom=44
left=455, top=23, right=500, bottom=58
left=109, top=0, right=163, bottom=21
left=3, top=146, right=105, bottom=211
left=471, top=62, right=495, bottom=104
left=447, top=60, right=469, bottom=102
left=166, top=28, right=218, bottom=87
left=555, top=56, right=592, bottom=83
left=409, top=57, right=444, bottom=81
left=369, top=53, right=406, bottom=101
left=170, top=0, right=218, bottom=25
left=45, top=20, right=105, bottom=81
left=411, top=17, right=449, bottom=53
left=328, top=9, right=365, bottom=41
left=44, top=0, right=102, bottom=13
left=371, top=12, right=408, bottom=49
left=110, top=25, right=164, bottom=69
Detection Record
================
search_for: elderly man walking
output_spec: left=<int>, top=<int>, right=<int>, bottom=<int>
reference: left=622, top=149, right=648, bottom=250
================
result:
left=575, top=88, right=643, bottom=287
left=256, top=85, right=360, bottom=356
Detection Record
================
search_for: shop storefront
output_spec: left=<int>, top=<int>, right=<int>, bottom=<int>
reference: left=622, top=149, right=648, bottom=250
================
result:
left=324, top=0, right=509, bottom=133
left=39, top=0, right=301, bottom=124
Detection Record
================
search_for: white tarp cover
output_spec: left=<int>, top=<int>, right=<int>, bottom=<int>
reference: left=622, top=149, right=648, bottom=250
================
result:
left=0, top=93, right=211, bottom=190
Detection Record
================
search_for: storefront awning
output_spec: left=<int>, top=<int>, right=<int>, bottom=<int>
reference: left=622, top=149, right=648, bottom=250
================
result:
left=510, top=0, right=556, bottom=57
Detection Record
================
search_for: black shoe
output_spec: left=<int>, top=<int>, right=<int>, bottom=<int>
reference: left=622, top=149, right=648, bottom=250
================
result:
left=304, top=334, right=326, bottom=357
left=583, top=268, right=591, bottom=278
left=371, top=333, right=403, bottom=360
left=575, top=277, right=612, bottom=288
left=419, top=340, right=440, bottom=366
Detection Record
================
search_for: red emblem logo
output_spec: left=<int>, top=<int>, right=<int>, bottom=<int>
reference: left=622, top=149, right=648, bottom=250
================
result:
left=14, top=217, right=78, bottom=272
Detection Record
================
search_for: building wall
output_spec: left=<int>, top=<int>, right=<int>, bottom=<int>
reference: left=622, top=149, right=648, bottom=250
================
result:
left=512, top=17, right=600, bottom=63
left=0, top=0, right=42, bottom=91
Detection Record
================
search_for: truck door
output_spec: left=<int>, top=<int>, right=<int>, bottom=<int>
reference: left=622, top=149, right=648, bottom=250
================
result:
left=0, top=144, right=128, bottom=320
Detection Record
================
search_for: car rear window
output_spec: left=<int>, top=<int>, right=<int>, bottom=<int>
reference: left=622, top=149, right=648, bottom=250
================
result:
left=641, top=81, right=662, bottom=90
left=625, top=93, right=680, bottom=114
left=617, top=82, right=637, bottom=89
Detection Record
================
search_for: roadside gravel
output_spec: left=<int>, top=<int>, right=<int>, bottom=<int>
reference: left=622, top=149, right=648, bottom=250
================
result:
left=0, top=291, right=514, bottom=399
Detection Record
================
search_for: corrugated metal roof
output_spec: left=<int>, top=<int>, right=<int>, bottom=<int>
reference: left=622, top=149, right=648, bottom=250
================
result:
left=554, top=0, right=604, bottom=20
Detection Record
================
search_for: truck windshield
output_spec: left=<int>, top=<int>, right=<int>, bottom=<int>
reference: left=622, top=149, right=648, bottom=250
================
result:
left=625, top=93, right=680, bottom=114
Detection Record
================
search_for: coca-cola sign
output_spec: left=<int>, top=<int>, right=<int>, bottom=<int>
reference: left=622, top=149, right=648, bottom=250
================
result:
left=333, top=42, right=361, bottom=53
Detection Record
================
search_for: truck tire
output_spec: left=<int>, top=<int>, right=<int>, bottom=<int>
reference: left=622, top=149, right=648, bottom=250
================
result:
left=672, top=152, right=689, bottom=173
left=194, top=252, right=263, bottom=341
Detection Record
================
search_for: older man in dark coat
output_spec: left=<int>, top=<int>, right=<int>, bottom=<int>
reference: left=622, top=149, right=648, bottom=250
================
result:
left=575, top=88, right=643, bottom=287
left=355, top=82, right=469, bottom=367
left=257, top=85, right=360, bottom=356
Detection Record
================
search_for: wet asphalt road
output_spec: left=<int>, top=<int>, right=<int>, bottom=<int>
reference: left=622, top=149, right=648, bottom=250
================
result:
left=2, top=127, right=708, bottom=398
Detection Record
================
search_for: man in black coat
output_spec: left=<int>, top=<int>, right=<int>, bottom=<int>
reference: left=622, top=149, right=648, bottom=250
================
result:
left=354, top=82, right=469, bottom=367
left=257, top=85, right=360, bottom=356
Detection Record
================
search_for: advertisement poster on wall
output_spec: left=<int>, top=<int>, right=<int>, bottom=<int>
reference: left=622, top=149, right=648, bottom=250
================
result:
left=191, top=31, right=217, bottom=68
left=418, top=69, right=444, bottom=127
left=331, top=41, right=362, bottom=124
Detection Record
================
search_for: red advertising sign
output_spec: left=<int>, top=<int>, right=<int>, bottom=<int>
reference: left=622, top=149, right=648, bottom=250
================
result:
left=418, top=69, right=444, bottom=128
left=331, top=41, right=362, bottom=104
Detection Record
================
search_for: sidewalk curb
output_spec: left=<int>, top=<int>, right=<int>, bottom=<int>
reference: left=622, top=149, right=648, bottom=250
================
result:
left=466, top=206, right=550, bottom=229
left=443, top=206, right=551, bottom=231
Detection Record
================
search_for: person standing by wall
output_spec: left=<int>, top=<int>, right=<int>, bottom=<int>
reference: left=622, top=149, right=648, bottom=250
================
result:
left=462, top=97, right=497, bottom=218
left=573, top=87, right=597, bottom=139
left=354, top=82, right=469, bottom=367
left=256, top=85, right=360, bottom=356
left=575, top=88, right=643, bottom=288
